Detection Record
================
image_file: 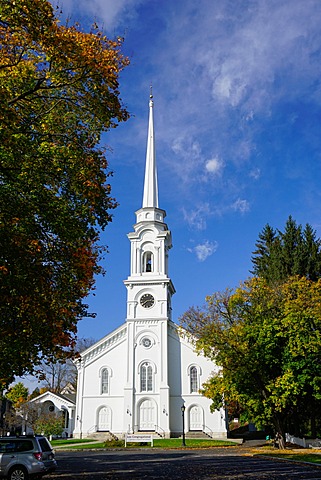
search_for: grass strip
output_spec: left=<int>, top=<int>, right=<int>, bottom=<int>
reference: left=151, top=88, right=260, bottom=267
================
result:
left=257, top=451, right=321, bottom=465
left=253, top=448, right=321, bottom=465
left=51, top=439, right=97, bottom=446
left=53, top=438, right=236, bottom=450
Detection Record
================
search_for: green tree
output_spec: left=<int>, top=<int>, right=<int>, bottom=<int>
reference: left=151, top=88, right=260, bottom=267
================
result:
left=0, top=0, right=129, bottom=388
left=180, top=276, right=321, bottom=448
left=6, top=382, right=29, bottom=408
left=34, top=412, right=64, bottom=438
left=251, top=216, right=321, bottom=283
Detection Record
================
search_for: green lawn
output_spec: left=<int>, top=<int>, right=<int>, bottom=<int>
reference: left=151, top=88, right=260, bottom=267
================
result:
left=57, top=442, right=107, bottom=449
left=153, top=438, right=236, bottom=448
left=257, top=451, right=321, bottom=465
left=51, top=439, right=97, bottom=446
left=52, top=438, right=236, bottom=449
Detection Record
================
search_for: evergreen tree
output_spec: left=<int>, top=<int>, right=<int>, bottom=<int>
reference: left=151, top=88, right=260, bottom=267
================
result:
left=251, top=216, right=321, bottom=283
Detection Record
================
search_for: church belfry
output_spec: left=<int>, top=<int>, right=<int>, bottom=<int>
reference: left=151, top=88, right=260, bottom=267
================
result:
left=124, top=92, right=175, bottom=322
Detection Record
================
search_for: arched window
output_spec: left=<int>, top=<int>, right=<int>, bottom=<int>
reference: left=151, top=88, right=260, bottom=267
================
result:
left=143, top=251, right=153, bottom=272
left=101, top=368, right=109, bottom=394
left=190, top=366, right=198, bottom=393
left=140, top=362, right=153, bottom=392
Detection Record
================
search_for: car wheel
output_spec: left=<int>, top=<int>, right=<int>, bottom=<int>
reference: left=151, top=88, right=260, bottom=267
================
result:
left=8, top=466, right=29, bottom=480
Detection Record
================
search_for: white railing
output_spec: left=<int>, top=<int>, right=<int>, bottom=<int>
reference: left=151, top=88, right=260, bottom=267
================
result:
left=155, top=425, right=165, bottom=438
left=87, top=424, right=98, bottom=435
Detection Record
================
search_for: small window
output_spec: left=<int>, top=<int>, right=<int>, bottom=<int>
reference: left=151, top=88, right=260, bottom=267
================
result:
left=101, top=368, right=109, bottom=394
left=190, top=366, right=198, bottom=393
left=140, top=362, right=153, bottom=392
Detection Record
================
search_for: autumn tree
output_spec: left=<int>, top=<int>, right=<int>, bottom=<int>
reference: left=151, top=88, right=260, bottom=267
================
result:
left=251, top=216, right=321, bottom=283
left=6, top=382, right=29, bottom=409
left=39, top=337, right=96, bottom=393
left=0, top=0, right=129, bottom=388
left=180, top=276, right=321, bottom=448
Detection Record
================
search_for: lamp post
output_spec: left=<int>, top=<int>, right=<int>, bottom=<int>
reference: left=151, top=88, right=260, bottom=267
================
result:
left=181, top=404, right=186, bottom=446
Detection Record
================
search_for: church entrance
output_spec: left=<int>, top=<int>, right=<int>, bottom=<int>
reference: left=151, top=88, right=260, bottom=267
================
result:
left=138, top=399, right=156, bottom=431
left=189, top=405, right=203, bottom=431
left=97, top=406, right=112, bottom=431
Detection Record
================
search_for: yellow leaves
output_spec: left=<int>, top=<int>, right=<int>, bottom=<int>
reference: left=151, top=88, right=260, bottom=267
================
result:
left=28, top=239, right=42, bottom=253
left=265, top=370, right=303, bottom=412
left=0, top=265, right=9, bottom=275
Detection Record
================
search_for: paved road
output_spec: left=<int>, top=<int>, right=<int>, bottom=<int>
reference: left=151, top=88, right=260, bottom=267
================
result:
left=53, top=448, right=321, bottom=479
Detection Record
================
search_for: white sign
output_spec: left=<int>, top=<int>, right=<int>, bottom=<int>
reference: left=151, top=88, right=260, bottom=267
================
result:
left=125, top=434, right=153, bottom=447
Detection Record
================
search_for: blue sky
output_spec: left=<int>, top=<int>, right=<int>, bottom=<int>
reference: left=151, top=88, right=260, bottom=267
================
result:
left=57, top=0, right=321, bottom=343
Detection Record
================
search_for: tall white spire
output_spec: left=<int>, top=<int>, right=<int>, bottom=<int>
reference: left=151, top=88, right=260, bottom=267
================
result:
left=142, top=88, right=159, bottom=208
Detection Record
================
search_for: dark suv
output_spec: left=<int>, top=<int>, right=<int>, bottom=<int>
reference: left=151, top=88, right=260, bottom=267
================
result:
left=0, top=435, right=57, bottom=480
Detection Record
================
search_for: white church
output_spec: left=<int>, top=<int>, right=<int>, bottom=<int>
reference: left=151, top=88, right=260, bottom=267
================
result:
left=73, top=93, right=227, bottom=440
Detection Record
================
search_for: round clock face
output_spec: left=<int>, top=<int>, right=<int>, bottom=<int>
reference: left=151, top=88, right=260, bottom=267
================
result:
left=140, top=293, right=155, bottom=308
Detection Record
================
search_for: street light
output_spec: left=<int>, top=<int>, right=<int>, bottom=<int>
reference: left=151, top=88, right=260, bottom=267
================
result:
left=181, top=404, right=186, bottom=446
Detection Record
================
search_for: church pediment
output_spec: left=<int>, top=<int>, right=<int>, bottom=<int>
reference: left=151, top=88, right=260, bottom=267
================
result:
left=79, top=323, right=127, bottom=367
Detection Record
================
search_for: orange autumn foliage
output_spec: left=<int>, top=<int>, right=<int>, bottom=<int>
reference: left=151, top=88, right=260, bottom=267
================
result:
left=0, top=0, right=129, bottom=388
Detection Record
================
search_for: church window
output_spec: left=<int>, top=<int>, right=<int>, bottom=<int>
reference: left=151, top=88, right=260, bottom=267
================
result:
left=140, top=362, right=153, bottom=392
left=143, top=251, right=153, bottom=272
left=142, top=337, right=152, bottom=348
left=101, top=368, right=109, bottom=394
left=190, top=366, right=198, bottom=393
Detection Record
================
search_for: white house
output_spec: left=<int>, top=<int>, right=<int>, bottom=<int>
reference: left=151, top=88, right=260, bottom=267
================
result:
left=73, top=93, right=227, bottom=439
left=24, top=391, right=76, bottom=438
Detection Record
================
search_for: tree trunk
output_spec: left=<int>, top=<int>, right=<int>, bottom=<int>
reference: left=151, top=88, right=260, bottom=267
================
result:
left=273, top=415, right=286, bottom=450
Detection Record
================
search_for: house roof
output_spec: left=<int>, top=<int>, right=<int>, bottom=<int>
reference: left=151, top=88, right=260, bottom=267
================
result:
left=28, top=390, right=76, bottom=407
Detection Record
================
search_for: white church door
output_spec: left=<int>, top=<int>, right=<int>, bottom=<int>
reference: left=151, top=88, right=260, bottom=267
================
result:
left=139, top=399, right=156, bottom=431
left=97, top=406, right=112, bottom=431
left=189, top=405, right=203, bottom=431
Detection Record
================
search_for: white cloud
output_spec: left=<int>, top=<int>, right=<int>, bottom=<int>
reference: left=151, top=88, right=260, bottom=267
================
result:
left=232, top=198, right=250, bottom=214
left=182, top=203, right=211, bottom=230
left=188, top=240, right=218, bottom=262
left=61, top=0, right=143, bottom=30
left=60, top=0, right=321, bottom=219
left=205, top=156, right=224, bottom=176
left=249, top=168, right=261, bottom=180
left=170, top=136, right=205, bottom=184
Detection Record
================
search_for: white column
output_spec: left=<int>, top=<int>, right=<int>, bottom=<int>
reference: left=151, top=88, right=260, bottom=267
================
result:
left=123, top=322, right=135, bottom=434
left=159, top=321, right=170, bottom=436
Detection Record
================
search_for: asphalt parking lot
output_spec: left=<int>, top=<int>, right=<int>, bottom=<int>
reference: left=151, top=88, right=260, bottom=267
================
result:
left=53, top=448, right=321, bottom=479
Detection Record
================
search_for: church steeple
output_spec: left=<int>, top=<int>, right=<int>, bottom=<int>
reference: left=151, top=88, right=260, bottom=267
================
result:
left=124, top=90, right=175, bottom=322
left=142, top=89, right=158, bottom=209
